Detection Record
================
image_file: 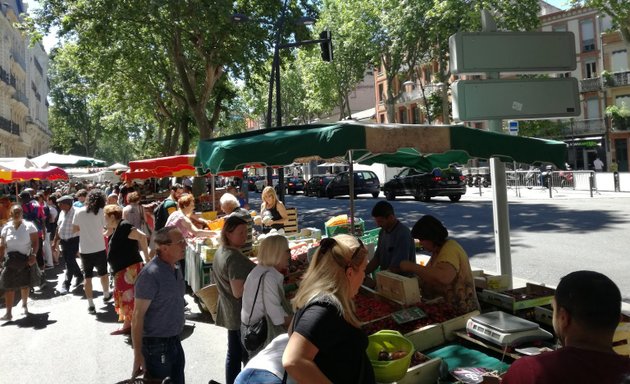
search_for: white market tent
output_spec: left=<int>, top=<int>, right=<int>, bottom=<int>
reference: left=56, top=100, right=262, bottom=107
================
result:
left=32, top=152, right=107, bottom=168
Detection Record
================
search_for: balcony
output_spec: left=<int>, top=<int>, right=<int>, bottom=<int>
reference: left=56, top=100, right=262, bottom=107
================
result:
left=0, top=116, right=20, bottom=136
left=13, top=89, right=28, bottom=105
left=562, top=118, right=606, bottom=136
left=10, top=49, right=26, bottom=71
left=394, top=83, right=442, bottom=104
left=603, top=70, right=630, bottom=88
left=579, top=77, right=601, bottom=93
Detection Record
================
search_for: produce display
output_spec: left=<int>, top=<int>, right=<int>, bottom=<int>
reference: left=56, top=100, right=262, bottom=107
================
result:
left=362, top=302, right=458, bottom=336
left=378, top=350, right=409, bottom=361
left=355, top=291, right=401, bottom=322
left=410, top=351, right=431, bottom=367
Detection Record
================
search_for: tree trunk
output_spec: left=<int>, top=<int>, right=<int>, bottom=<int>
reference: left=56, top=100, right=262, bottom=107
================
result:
left=179, top=116, right=190, bottom=154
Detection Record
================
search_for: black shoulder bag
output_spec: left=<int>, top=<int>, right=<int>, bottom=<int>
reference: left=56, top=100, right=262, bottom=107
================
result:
left=242, top=272, right=268, bottom=351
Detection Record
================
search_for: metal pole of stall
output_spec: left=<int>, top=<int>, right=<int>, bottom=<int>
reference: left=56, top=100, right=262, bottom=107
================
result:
left=491, top=158, right=512, bottom=283
left=211, top=176, right=216, bottom=212
left=348, top=151, right=355, bottom=235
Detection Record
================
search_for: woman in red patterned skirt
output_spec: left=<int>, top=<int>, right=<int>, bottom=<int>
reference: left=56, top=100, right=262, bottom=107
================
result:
left=104, top=204, right=149, bottom=335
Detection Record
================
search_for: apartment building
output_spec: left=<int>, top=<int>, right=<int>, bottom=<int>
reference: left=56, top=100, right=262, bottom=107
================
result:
left=601, top=30, right=630, bottom=172
left=0, top=0, right=50, bottom=158
left=373, top=2, right=630, bottom=170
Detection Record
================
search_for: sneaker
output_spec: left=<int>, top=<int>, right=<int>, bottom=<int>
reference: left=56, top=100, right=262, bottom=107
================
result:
left=87, top=306, right=96, bottom=314
left=102, top=293, right=113, bottom=303
left=57, top=285, right=69, bottom=295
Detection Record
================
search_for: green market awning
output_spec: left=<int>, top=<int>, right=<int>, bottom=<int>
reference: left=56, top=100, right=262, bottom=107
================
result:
left=195, top=122, right=567, bottom=173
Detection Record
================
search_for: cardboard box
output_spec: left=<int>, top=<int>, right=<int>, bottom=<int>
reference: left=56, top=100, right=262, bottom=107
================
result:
left=473, top=272, right=511, bottom=291
left=375, top=271, right=422, bottom=305
left=478, top=283, right=555, bottom=312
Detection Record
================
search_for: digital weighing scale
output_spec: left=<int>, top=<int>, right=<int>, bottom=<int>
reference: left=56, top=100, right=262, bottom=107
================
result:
left=466, top=311, right=553, bottom=346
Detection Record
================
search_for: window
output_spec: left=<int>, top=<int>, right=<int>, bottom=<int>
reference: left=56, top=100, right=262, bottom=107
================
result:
left=616, top=95, right=630, bottom=108
left=612, top=50, right=629, bottom=72
left=586, top=98, right=600, bottom=119
left=399, top=107, right=407, bottom=124
left=580, top=19, right=595, bottom=52
left=553, top=25, right=567, bottom=32
left=584, top=60, right=597, bottom=79
left=411, top=105, right=420, bottom=124
left=378, top=83, right=384, bottom=104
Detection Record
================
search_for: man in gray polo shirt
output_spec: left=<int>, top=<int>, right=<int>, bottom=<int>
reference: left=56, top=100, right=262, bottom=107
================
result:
left=131, top=226, right=187, bottom=384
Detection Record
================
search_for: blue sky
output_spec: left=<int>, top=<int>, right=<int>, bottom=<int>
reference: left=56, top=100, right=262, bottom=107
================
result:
left=545, top=0, right=570, bottom=10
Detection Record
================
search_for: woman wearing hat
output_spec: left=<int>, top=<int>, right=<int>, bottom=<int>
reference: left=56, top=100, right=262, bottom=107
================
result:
left=400, top=215, right=479, bottom=315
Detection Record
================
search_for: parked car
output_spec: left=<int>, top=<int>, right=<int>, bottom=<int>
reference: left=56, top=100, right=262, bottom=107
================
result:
left=305, top=175, right=336, bottom=197
left=383, top=167, right=466, bottom=202
left=274, top=177, right=305, bottom=194
left=246, top=176, right=264, bottom=191
left=325, top=171, right=381, bottom=199
left=255, top=176, right=278, bottom=192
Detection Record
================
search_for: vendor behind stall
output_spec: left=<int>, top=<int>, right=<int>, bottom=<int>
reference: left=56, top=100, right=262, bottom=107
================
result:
left=400, top=215, right=479, bottom=315
left=364, top=201, right=415, bottom=288
left=259, top=187, right=287, bottom=234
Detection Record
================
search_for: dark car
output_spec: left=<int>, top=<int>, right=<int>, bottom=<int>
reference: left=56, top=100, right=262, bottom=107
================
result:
left=325, top=171, right=381, bottom=199
left=275, top=177, right=305, bottom=194
left=305, top=175, right=335, bottom=197
left=383, top=167, right=466, bottom=202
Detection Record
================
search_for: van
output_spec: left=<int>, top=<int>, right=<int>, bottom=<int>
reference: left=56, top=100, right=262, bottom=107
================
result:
left=325, top=171, right=381, bottom=198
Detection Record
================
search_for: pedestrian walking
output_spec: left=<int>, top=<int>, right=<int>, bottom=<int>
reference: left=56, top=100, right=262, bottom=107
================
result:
left=72, top=189, right=110, bottom=314
left=131, top=226, right=187, bottom=384
left=52, top=195, right=83, bottom=293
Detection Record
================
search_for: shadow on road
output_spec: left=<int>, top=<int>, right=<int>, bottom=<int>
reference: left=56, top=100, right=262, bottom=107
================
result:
left=272, top=194, right=629, bottom=262
left=2, top=312, right=57, bottom=330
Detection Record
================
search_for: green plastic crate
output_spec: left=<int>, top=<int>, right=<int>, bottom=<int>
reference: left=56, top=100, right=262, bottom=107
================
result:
left=361, top=228, right=380, bottom=245
left=325, top=218, right=365, bottom=237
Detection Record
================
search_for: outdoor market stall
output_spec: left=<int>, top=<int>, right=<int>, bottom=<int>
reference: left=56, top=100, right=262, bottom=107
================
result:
left=190, top=122, right=577, bottom=380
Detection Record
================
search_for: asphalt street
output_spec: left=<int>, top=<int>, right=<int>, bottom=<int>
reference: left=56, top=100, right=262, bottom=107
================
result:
left=1, top=186, right=629, bottom=384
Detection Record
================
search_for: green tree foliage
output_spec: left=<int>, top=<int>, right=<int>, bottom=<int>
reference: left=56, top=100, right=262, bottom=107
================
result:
left=571, top=0, right=630, bottom=43
left=30, top=0, right=311, bottom=143
left=518, top=120, right=567, bottom=140
left=47, top=45, right=102, bottom=157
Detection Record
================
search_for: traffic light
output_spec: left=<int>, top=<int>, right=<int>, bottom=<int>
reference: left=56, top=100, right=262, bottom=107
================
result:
left=319, top=30, right=333, bottom=62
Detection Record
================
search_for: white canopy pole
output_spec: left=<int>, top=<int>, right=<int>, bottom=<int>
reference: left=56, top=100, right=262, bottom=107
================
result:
left=491, top=158, right=512, bottom=286
left=348, top=151, right=355, bottom=235
left=211, top=176, right=216, bottom=212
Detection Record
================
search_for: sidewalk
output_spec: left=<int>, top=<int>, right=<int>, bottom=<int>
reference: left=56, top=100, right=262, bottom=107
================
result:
left=462, top=185, right=630, bottom=202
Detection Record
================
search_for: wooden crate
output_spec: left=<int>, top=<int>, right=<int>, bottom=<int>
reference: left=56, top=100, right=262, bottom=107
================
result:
left=375, top=271, right=422, bottom=305
left=284, top=207, right=298, bottom=235
left=478, top=283, right=555, bottom=312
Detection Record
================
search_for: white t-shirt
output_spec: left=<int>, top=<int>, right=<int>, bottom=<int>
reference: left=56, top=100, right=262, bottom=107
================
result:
left=241, top=265, right=288, bottom=326
left=1, top=220, right=38, bottom=255
left=243, top=333, right=297, bottom=383
left=72, top=207, right=106, bottom=254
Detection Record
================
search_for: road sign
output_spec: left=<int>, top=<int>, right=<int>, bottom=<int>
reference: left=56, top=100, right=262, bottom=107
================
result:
left=508, top=120, right=519, bottom=135
left=451, top=78, right=581, bottom=121
left=449, top=32, right=576, bottom=74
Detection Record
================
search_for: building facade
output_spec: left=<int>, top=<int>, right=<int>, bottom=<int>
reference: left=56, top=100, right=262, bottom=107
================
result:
left=373, top=2, right=630, bottom=171
left=601, top=30, right=630, bottom=171
left=0, top=0, right=50, bottom=158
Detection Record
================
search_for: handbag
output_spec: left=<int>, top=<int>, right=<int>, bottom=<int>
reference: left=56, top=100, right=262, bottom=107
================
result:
left=5, top=251, right=29, bottom=270
left=242, top=272, right=269, bottom=351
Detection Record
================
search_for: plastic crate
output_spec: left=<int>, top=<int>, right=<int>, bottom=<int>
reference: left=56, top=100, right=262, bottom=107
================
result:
left=361, top=228, right=380, bottom=245
left=325, top=218, right=365, bottom=237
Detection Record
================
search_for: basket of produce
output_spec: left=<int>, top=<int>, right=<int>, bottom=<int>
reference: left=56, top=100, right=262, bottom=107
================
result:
left=366, top=330, right=415, bottom=383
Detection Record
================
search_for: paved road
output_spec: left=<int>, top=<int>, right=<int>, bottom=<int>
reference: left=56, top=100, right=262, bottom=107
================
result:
left=261, top=186, right=630, bottom=302
left=2, top=187, right=629, bottom=384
